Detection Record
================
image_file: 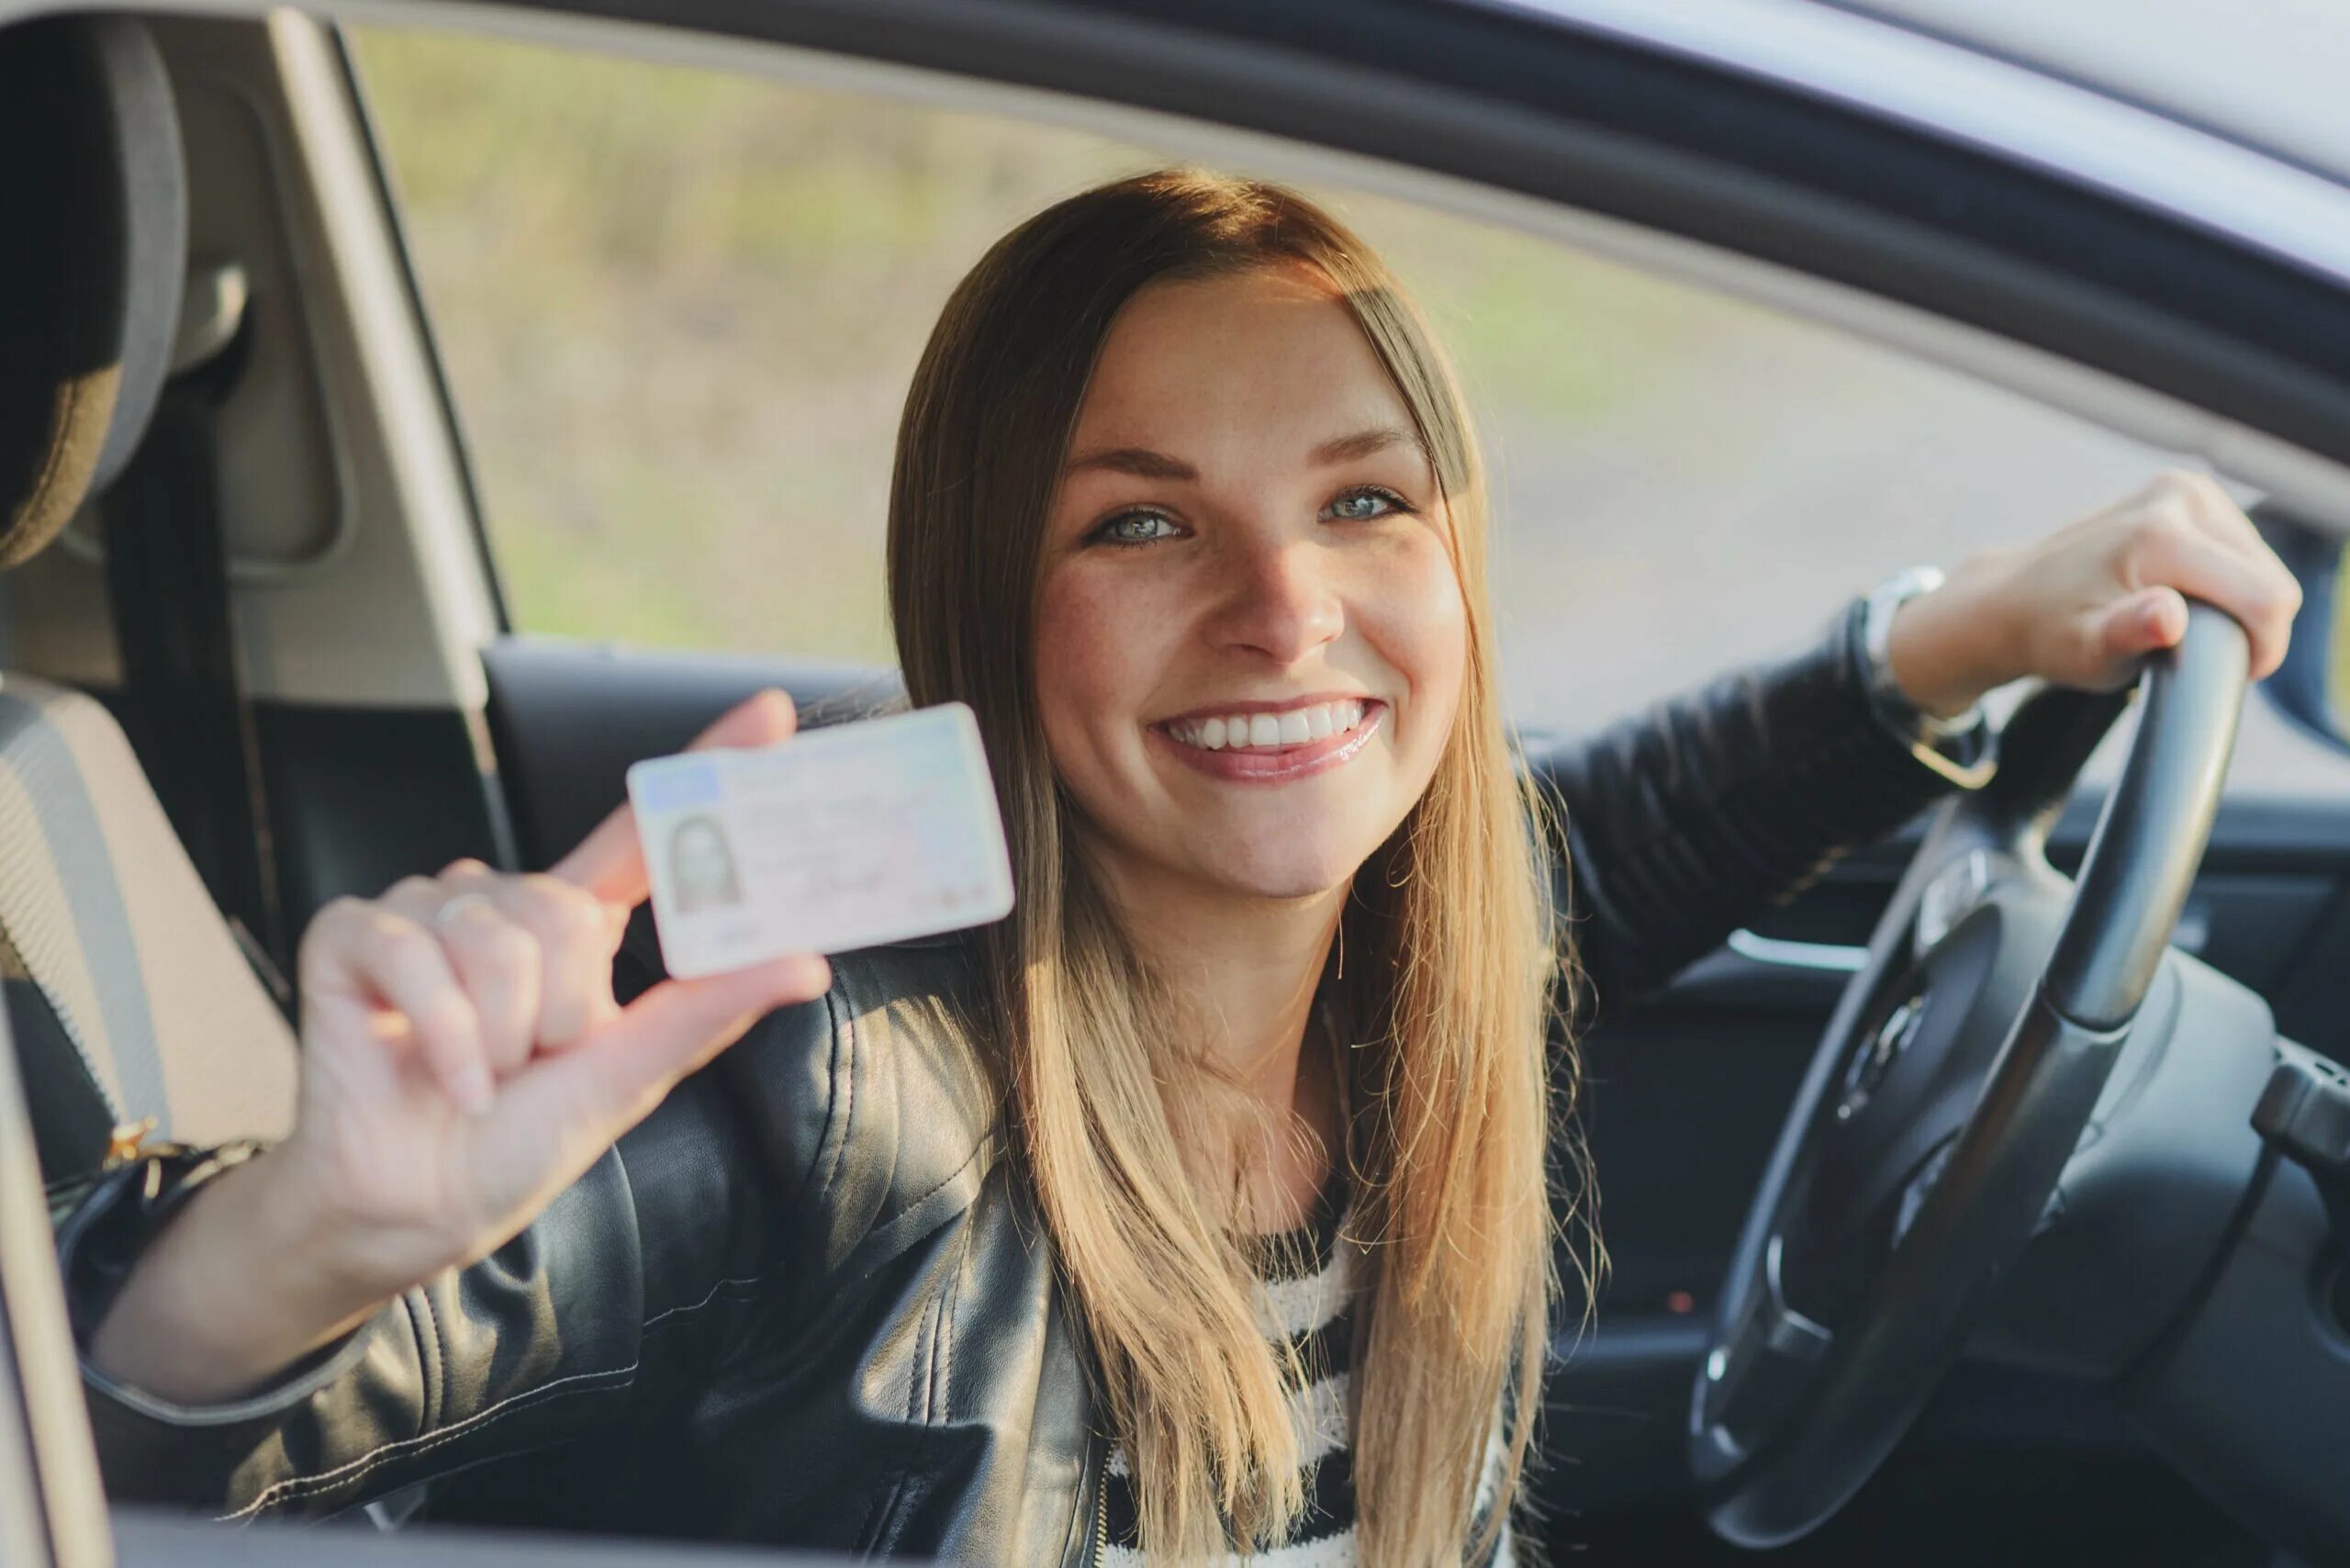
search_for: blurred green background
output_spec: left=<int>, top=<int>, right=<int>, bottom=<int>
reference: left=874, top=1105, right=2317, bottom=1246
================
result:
left=349, top=26, right=1716, bottom=666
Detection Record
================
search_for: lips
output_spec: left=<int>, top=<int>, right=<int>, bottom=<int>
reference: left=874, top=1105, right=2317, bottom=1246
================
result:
left=1163, top=698, right=1368, bottom=752
left=1148, top=698, right=1386, bottom=783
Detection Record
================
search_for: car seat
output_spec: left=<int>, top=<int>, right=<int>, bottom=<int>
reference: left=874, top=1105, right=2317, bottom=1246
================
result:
left=0, top=14, right=296, bottom=1189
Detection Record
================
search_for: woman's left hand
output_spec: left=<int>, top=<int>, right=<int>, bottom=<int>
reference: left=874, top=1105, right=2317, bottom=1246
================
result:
left=1886, top=469, right=2304, bottom=718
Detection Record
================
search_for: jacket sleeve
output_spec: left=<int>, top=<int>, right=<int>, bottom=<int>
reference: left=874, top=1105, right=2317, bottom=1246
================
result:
left=1528, top=597, right=1990, bottom=1018
left=54, top=927, right=851, bottom=1523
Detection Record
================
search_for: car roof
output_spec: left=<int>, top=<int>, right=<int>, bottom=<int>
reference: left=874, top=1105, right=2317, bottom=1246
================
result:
left=1495, top=0, right=2350, bottom=291
left=1836, top=0, right=2350, bottom=186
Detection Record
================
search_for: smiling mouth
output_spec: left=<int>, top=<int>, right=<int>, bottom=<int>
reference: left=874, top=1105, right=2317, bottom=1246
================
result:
left=1159, top=698, right=1371, bottom=752
left=1148, top=699, right=1386, bottom=784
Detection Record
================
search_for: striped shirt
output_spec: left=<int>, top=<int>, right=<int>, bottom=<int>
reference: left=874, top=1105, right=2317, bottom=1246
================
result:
left=1099, top=1180, right=1515, bottom=1567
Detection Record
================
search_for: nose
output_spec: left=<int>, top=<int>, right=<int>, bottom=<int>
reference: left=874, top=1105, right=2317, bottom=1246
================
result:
left=1206, top=533, right=1343, bottom=664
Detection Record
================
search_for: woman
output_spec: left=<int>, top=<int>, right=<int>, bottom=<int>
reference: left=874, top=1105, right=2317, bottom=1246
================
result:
left=62, top=172, right=2297, bottom=1567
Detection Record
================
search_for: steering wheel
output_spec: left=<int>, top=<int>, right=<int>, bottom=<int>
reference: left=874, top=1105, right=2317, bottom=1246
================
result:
left=1687, top=602, right=2250, bottom=1547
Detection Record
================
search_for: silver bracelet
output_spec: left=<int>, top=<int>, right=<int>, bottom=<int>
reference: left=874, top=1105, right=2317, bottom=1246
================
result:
left=1863, top=566, right=1984, bottom=737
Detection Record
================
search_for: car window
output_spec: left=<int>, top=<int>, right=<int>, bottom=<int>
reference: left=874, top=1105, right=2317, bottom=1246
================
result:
left=350, top=26, right=2349, bottom=797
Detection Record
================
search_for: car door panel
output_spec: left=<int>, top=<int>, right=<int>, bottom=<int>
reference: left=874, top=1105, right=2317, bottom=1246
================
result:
left=481, top=637, right=901, bottom=869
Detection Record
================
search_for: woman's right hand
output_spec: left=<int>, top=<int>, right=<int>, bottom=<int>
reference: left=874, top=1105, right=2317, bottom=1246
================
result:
left=88, top=691, right=832, bottom=1399
left=285, top=689, right=832, bottom=1298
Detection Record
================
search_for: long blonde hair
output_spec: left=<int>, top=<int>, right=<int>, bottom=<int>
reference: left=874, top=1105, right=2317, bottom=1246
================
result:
left=888, top=170, right=1578, bottom=1567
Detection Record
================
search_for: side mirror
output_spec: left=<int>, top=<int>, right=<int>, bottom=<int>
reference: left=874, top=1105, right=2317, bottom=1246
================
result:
left=2255, top=505, right=2350, bottom=756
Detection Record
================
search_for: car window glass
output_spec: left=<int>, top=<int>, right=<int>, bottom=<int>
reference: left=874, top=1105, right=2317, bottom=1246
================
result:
left=350, top=26, right=2348, bottom=796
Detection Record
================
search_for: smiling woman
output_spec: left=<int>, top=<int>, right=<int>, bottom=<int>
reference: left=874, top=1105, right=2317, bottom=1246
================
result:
left=888, top=174, right=1550, bottom=1565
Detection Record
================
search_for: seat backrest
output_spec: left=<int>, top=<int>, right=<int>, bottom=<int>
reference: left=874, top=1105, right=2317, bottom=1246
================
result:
left=2, top=677, right=295, bottom=1182
left=0, top=17, right=294, bottom=1185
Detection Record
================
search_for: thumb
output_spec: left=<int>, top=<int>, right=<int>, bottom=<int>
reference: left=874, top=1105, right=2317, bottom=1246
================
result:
left=2099, top=586, right=2189, bottom=664
left=520, top=953, right=833, bottom=1133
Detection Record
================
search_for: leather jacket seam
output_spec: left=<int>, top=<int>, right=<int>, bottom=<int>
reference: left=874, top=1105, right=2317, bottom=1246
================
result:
left=891, top=1131, right=993, bottom=1220
left=818, top=983, right=855, bottom=1214
left=934, top=1220, right=969, bottom=1424
left=642, top=1273, right=774, bottom=1333
left=413, top=1284, right=445, bottom=1432
left=858, top=1219, right=971, bottom=1553
left=215, top=1359, right=639, bottom=1522
left=888, top=1264, right=950, bottom=1507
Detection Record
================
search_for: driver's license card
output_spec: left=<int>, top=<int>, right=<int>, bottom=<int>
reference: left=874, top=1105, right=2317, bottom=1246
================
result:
left=627, top=701, right=1014, bottom=978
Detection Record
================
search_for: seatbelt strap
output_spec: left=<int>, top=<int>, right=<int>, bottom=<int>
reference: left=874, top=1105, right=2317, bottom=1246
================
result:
left=99, top=326, right=289, bottom=1001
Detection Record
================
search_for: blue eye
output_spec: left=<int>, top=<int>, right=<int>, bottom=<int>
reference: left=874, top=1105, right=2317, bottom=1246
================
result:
left=1091, top=510, right=1181, bottom=545
left=1325, top=487, right=1410, bottom=521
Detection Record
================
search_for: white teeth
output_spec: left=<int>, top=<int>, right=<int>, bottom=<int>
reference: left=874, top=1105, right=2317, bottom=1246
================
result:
left=1167, top=700, right=1374, bottom=752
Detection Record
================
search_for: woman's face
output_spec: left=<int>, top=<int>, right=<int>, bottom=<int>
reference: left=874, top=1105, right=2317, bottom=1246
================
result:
left=672, top=820, right=736, bottom=903
left=1034, top=264, right=1469, bottom=907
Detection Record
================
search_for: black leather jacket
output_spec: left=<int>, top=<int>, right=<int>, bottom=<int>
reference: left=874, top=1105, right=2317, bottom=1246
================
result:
left=56, top=604, right=1981, bottom=1563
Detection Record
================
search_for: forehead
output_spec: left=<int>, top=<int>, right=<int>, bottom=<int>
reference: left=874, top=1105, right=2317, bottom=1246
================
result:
left=1072, top=266, right=1413, bottom=451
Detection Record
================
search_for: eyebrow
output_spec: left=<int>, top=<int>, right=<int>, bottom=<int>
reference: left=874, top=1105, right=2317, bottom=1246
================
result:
left=1063, top=446, right=1197, bottom=481
left=1309, top=426, right=1417, bottom=465
left=1062, top=425, right=1422, bottom=480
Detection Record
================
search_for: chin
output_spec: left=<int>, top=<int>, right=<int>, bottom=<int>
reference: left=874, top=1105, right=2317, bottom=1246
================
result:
left=1189, top=838, right=1369, bottom=902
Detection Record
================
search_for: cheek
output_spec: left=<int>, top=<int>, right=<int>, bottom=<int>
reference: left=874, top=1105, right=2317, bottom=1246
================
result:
left=1032, top=565, right=1158, bottom=767
left=1368, top=537, right=1471, bottom=756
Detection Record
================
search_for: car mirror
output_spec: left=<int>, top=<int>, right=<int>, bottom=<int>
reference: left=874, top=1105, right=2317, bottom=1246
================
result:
left=2255, top=505, right=2350, bottom=756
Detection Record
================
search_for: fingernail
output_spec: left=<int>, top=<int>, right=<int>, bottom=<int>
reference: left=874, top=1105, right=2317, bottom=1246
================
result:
left=453, top=1062, right=495, bottom=1117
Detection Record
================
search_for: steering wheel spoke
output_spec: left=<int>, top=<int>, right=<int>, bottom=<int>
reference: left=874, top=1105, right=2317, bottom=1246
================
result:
left=1695, top=1234, right=1835, bottom=1462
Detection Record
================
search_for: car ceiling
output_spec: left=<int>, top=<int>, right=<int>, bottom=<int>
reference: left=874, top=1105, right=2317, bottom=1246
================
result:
left=1830, top=0, right=2350, bottom=186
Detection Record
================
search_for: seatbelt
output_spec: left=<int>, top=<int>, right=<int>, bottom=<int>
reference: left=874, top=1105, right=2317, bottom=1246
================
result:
left=99, top=312, right=290, bottom=1006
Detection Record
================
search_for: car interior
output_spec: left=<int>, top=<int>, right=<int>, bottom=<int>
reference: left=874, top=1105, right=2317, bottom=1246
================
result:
left=6, top=5, right=2350, bottom=1566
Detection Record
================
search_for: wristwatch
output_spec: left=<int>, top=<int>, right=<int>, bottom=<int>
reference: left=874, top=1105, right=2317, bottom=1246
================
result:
left=1859, top=566, right=1997, bottom=788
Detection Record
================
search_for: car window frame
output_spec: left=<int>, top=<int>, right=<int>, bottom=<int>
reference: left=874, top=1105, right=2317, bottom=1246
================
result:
left=371, top=0, right=2350, bottom=512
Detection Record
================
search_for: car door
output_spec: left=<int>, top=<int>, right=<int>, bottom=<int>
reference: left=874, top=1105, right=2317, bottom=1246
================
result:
left=342, top=6, right=2350, bottom=1563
